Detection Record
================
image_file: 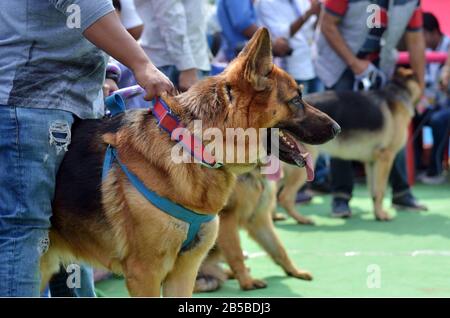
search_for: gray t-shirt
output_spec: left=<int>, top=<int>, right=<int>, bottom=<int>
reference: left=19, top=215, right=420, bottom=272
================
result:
left=0, top=0, right=115, bottom=119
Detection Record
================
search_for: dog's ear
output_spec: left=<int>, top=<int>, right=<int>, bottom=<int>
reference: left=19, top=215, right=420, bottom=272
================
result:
left=238, top=27, right=273, bottom=91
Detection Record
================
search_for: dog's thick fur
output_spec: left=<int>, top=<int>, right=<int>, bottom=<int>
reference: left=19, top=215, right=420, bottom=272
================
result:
left=39, top=28, right=338, bottom=297
left=278, top=68, right=421, bottom=223
left=195, top=170, right=311, bottom=292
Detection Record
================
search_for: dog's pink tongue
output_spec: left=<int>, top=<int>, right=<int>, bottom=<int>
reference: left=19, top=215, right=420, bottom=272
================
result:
left=305, top=153, right=315, bottom=182
left=292, top=138, right=315, bottom=182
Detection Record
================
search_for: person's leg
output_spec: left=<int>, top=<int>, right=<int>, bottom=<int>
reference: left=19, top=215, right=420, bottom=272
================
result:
left=198, top=70, right=210, bottom=80
left=158, top=65, right=179, bottom=88
left=0, top=106, right=74, bottom=296
left=49, top=266, right=77, bottom=297
left=296, top=79, right=311, bottom=94
left=296, top=78, right=323, bottom=95
left=159, top=66, right=208, bottom=91
left=390, top=148, right=428, bottom=211
left=412, top=111, right=427, bottom=174
left=313, top=154, right=330, bottom=187
left=328, top=69, right=355, bottom=216
left=426, top=108, right=450, bottom=178
left=330, top=158, right=354, bottom=216
left=74, top=265, right=96, bottom=297
left=306, top=77, right=324, bottom=95
left=49, top=264, right=96, bottom=297
left=390, top=148, right=410, bottom=196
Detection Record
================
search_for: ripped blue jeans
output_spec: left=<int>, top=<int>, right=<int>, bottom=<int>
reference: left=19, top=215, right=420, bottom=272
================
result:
left=0, top=105, right=74, bottom=296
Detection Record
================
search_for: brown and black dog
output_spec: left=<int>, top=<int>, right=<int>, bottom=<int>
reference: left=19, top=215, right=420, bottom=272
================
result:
left=195, top=169, right=310, bottom=292
left=277, top=68, right=422, bottom=223
left=40, top=28, right=339, bottom=297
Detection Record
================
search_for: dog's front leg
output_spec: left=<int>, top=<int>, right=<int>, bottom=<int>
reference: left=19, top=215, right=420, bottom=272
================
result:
left=162, top=252, right=207, bottom=297
left=122, top=257, right=165, bottom=297
left=372, top=149, right=395, bottom=221
left=246, top=210, right=313, bottom=281
left=364, top=162, right=375, bottom=203
left=163, top=220, right=219, bottom=297
left=218, top=210, right=267, bottom=290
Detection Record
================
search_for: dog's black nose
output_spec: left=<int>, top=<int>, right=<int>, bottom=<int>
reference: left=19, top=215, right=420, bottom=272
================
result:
left=331, top=122, right=341, bottom=137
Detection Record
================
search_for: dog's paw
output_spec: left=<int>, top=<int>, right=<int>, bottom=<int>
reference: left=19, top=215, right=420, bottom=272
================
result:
left=375, top=211, right=392, bottom=221
left=272, top=212, right=287, bottom=222
left=194, top=275, right=222, bottom=293
left=240, top=278, right=267, bottom=290
left=288, top=269, right=313, bottom=281
left=296, top=216, right=315, bottom=225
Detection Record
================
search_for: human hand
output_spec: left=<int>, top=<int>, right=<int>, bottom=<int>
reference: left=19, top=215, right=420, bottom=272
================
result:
left=178, top=68, right=199, bottom=92
left=309, top=0, right=321, bottom=16
left=273, top=37, right=292, bottom=57
left=350, top=58, right=371, bottom=76
left=133, top=62, right=176, bottom=100
left=103, top=78, right=119, bottom=97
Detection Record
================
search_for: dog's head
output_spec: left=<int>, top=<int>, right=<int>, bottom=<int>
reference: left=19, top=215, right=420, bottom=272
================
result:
left=177, top=28, right=340, bottom=174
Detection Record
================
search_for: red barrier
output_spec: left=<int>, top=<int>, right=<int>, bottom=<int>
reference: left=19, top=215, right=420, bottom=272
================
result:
left=397, top=51, right=448, bottom=65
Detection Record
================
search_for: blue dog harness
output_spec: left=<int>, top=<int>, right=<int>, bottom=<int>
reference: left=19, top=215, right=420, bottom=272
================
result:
left=102, top=93, right=216, bottom=251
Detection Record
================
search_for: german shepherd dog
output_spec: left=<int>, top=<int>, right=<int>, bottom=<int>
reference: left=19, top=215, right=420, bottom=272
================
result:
left=195, top=169, right=310, bottom=292
left=277, top=68, right=421, bottom=223
left=40, top=28, right=339, bottom=297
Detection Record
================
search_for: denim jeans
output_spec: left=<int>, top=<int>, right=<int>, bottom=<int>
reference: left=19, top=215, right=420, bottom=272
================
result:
left=49, top=265, right=96, bottom=297
left=0, top=105, right=88, bottom=296
left=296, top=77, right=324, bottom=95
left=159, top=65, right=210, bottom=89
left=327, top=69, right=411, bottom=200
left=426, top=107, right=450, bottom=176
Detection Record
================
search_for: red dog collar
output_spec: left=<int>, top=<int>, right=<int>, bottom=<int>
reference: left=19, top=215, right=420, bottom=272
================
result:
left=152, top=97, right=222, bottom=169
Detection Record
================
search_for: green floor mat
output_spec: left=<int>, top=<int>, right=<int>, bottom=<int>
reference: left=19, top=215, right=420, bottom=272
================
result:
left=95, top=183, right=450, bottom=297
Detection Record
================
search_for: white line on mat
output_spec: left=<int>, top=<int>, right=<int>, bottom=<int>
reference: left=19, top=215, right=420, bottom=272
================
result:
left=247, top=250, right=450, bottom=259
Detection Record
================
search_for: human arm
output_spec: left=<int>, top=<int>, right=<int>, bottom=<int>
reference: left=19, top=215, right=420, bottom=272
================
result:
left=289, top=0, right=321, bottom=37
left=404, top=6, right=425, bottom=92
left=83, top=12, right=175, bottom=99
left=320, top=9, right=369, bottom=75
left=405, top=30, right=426, bottom=92
left=49, top=0, right=174, bottom=99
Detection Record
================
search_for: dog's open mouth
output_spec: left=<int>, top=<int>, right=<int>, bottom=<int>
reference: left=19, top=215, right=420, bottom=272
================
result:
left=268, top=129, right=315, bottom=182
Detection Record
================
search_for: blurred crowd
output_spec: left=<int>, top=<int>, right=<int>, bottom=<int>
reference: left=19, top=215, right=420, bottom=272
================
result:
left=107, top=0, right=449, bottom=216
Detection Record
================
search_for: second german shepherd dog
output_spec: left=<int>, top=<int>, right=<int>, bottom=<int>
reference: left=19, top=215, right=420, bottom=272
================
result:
left=277, top=68, right=421, bottom=223
left=39, top=28, right=339, bottom=297
left=195, top=169, right=311, bottom=292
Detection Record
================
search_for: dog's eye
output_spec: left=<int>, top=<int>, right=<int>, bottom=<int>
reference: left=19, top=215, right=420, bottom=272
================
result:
left=226, top=84, right=233, bottom=103
left=289, top=96, right=303, bottom=109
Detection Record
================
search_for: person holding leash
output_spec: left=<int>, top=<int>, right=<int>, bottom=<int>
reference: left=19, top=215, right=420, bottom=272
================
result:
left=314, top=0, right=427, bottom=217
left=0, top=0, right=174, bottom=296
